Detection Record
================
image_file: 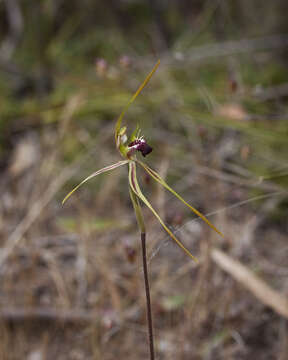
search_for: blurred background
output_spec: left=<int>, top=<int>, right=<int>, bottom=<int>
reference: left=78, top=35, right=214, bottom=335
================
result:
left=0, top=0, right=288, bottom=359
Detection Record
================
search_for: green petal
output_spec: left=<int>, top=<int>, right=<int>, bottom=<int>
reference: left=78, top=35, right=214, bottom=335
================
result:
left=129, top=124, right=140, bottom=143
left=115, top=60, right=160, bottom=147
left=62, top=160, right=129, bottom=204
left=128, top=161, right=198, bottom=262
left=137, top=160, right=224, bottom=238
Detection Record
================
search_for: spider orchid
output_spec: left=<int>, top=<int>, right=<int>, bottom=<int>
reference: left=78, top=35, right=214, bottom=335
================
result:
left=62, top=60, right=223, bottom=261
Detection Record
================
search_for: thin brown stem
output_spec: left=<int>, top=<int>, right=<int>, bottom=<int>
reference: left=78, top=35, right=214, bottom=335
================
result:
left=141, top=232, right=155, bottom=360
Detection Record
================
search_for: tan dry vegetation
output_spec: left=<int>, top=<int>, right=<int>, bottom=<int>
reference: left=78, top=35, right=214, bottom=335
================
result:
left=0, top=1, right=288, bottom=357
left=0, top=105, right=287, bottom=359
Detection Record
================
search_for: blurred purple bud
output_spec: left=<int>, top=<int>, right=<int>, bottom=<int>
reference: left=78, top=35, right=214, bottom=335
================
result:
left=119, top=55, right=132, bottom=69
left=124, top=242, right=137, bottom=263
left=95, top=58, right=108, bottom=76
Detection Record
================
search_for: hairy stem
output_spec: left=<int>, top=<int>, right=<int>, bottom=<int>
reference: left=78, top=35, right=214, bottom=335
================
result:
left=141, top=232, right=155, bottom=360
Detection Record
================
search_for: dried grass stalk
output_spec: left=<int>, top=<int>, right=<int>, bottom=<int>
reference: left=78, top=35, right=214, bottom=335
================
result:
left=211, top=248, right=288, bottom=318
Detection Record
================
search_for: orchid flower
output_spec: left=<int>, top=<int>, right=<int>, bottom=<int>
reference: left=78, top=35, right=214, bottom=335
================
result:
left=62, top=60, right=223, bottom=262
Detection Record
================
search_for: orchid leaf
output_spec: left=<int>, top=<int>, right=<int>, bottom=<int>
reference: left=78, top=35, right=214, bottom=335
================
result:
left=115, top=60, right=160, bottom=146
left=62, top=160, right=129, bottom=204
left=129, top=161, right=198, bottom=262
left=137, top=160, right=224, bottom=238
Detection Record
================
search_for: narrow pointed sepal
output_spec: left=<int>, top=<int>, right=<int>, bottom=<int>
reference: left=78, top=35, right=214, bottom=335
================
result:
left=115, top=60, right=160, bottom=148
left=137, top=160, right=224, bottom=238
left=62, top=160, right=129, bottom=205
left=128, top=161, right=198, bottom=262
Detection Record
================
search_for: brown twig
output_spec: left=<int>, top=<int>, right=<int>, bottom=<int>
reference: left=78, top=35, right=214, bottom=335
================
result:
left=0, top=307, right=94, bottom=324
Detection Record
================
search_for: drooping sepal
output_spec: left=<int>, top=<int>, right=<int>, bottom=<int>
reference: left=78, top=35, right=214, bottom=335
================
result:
left=137, top=160, right=224, bottom=238
left=128, top=161, right=198, bottom=262
left=62, top=160, right=129, bottom=204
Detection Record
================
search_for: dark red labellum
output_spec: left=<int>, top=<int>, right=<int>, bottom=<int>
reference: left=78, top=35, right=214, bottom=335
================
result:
left=128, top=139, right=153, bottom=157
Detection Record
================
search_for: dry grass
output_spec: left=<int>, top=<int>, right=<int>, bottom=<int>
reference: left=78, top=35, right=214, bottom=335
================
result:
left=0, top=48, right=288, bottom=359
left=0, top=125, right=287, bottom=360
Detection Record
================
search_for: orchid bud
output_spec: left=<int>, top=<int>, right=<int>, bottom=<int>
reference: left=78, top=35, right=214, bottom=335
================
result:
left=119, top=55, right=132, bottom=69
left=95, top=58, right=108, bottom=77
left=124, top=241, right=137, bottom=264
